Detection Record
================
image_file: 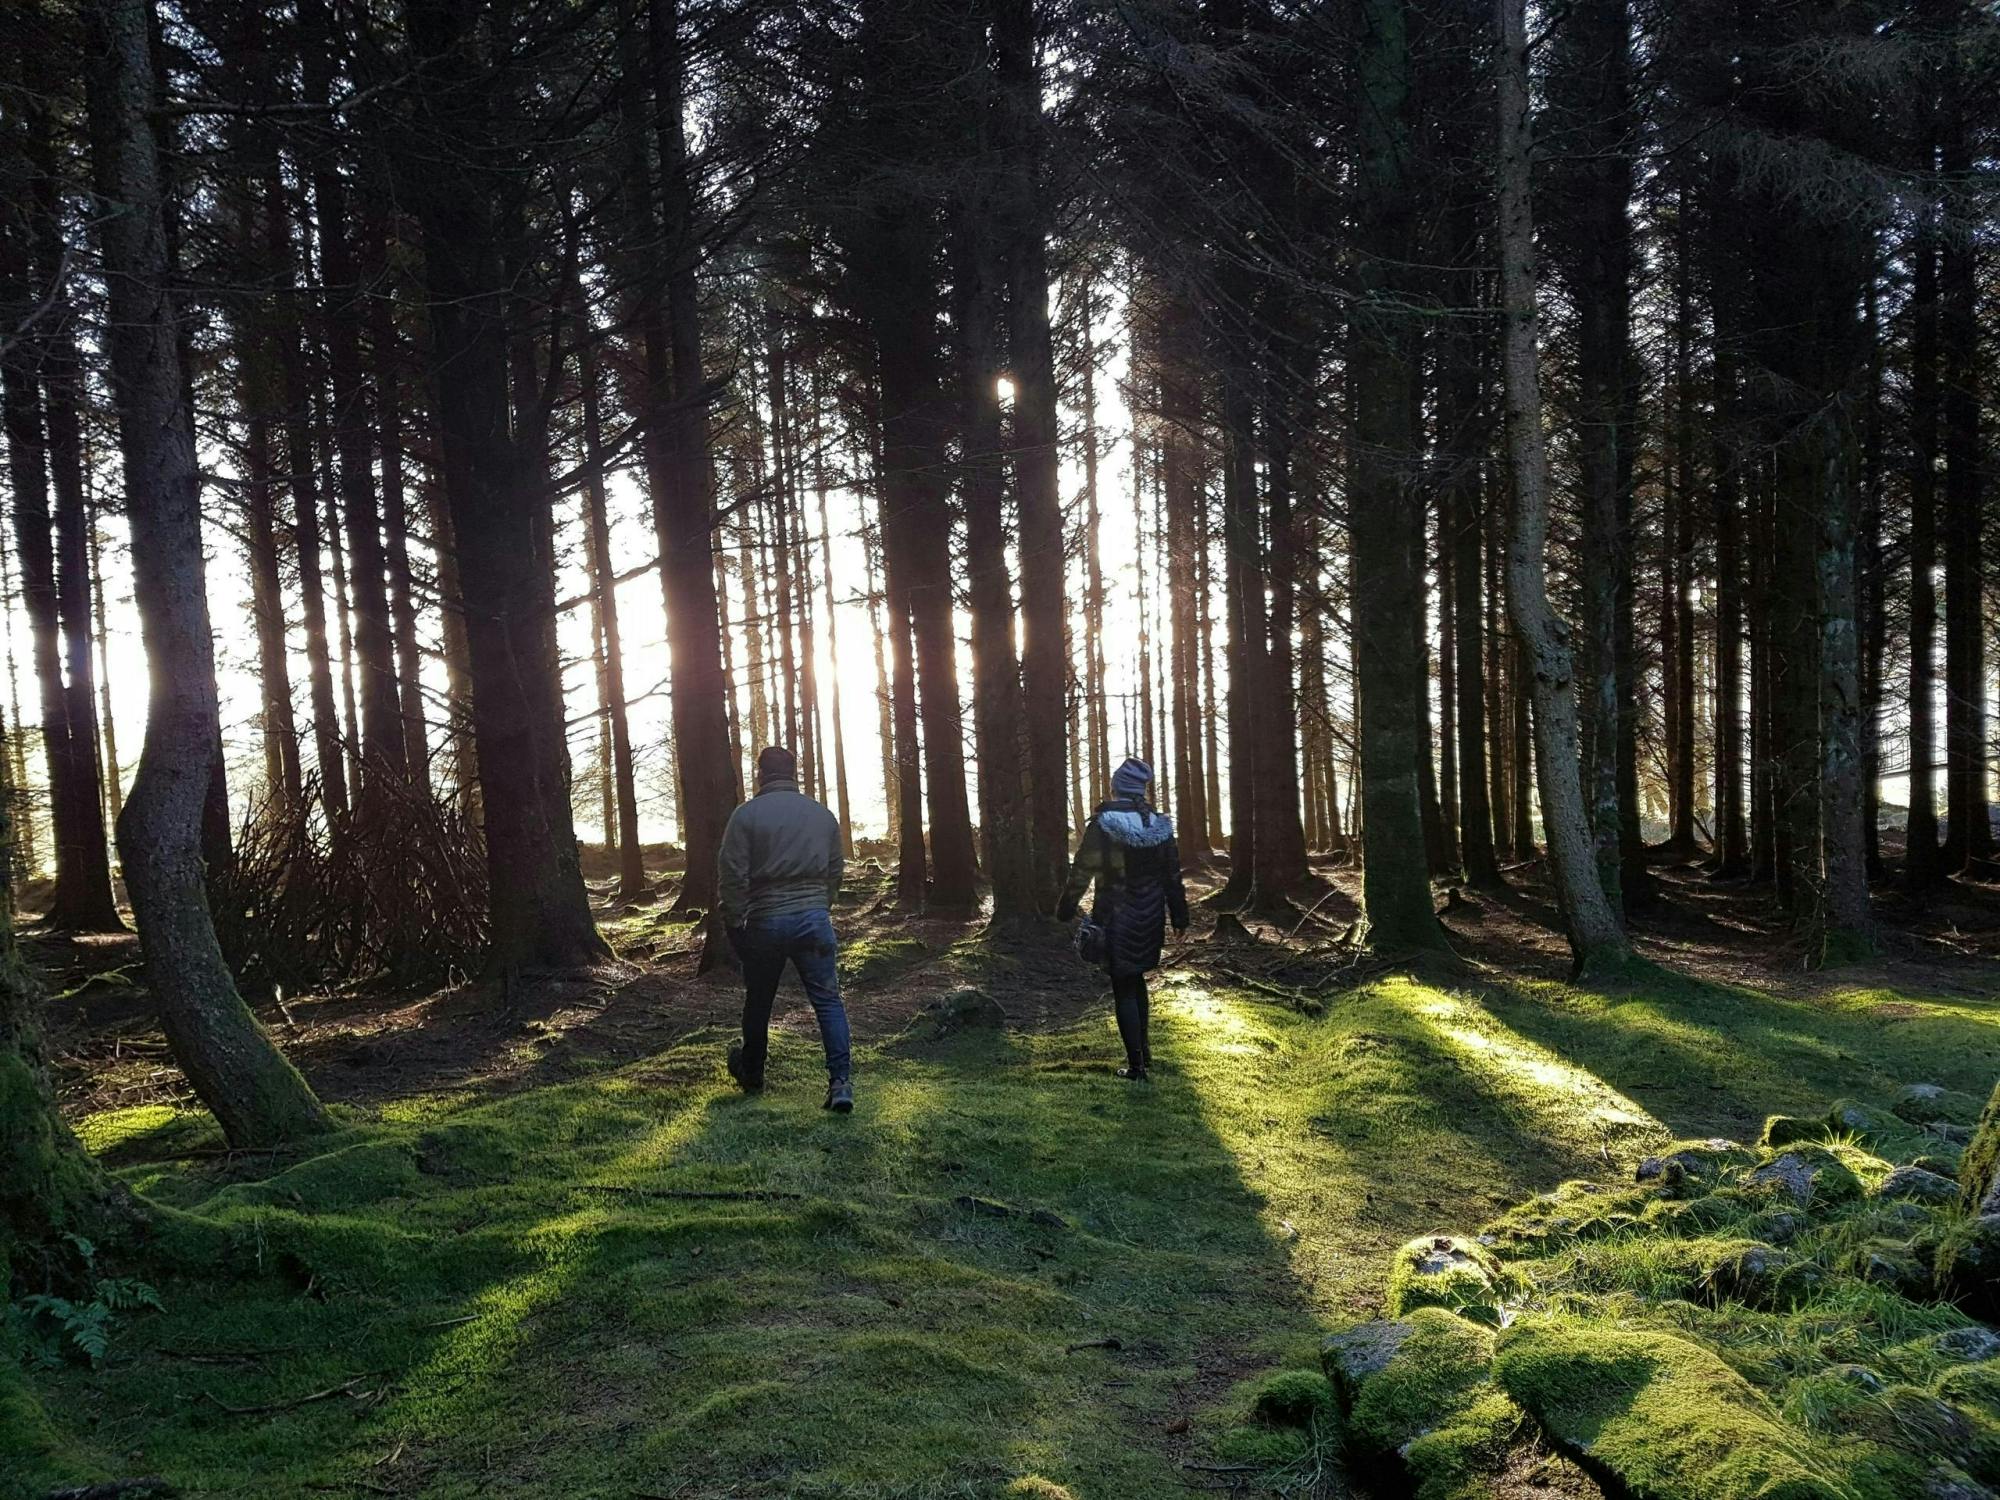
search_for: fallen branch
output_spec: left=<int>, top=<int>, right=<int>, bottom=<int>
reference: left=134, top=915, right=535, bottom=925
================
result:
left=43, top=1482, right=178, bottom=1500
left=953, top=1195, right=1068, bottom=1229
left=199, top=1373, right=378, bottom=1417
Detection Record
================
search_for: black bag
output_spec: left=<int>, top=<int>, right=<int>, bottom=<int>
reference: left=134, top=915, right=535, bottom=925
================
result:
left=1075, top=914, right=1108, bottom=967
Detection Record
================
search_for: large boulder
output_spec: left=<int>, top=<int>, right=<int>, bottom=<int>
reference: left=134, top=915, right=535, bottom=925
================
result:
left=1326, top=1308, right=1523, bottom=1500
left=1494, top=1321, right=1849, bottom=1500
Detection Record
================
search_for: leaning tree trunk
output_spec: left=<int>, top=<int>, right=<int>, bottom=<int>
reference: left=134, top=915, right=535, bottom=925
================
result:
left=85, top=0, right=331, bottom=1145
left=1495, top=0, right=1631, bottom=974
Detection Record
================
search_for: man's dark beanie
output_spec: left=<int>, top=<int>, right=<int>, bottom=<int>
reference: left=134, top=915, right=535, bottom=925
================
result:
left=757, top=745, right=798, bottom=786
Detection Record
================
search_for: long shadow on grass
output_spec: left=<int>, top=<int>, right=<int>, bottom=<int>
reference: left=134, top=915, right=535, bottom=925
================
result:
left=60, top=997, right=1337, bottom=1499
left=1476, top=967, right=2000, bottom=1145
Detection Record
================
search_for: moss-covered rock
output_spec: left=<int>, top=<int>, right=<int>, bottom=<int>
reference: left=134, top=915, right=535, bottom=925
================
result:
left=1744, top=1146, right=1862, bottom=1208
left=1494, top=1321, right=1848, bottom=1500
left=1325, top=1319, right=1416, bottom=1407
left=1637, top=1139, right=1757, bottom=1197
left=1764, top=1115, right=1824, bottom=1148
left=1960, top=1080, right=2000, bottom=1217
left=1847, top=1238, right=1932, bottom=1299
left=1341, top=1307, right=1494, bottom=1455
left=1876, top=1165, right=1962, bottom=1204
left=1702, top=1239, right=1824, bottom=1309
left=1386, top=1234, right=1504, bottom=1322
left=1883, top=1082, right=1976, bottom=1124
left=1249, top=1368, right=1334, bottom=1427
left=1893, top=1084, right=1986, bottom=1128
left=1330, top=1308, right=1526, bottom=1500
left=1936, top=1215, right=2000, bottom=1319
left=1828, top=1098, right=1902, bottom=1144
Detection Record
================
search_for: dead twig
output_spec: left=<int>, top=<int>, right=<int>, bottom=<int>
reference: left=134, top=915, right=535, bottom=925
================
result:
left=199, top=1372, right=379, bottom=1417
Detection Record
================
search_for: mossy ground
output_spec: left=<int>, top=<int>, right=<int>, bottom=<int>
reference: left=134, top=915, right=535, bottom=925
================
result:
left=13, top=957, right=2000, bottom=1498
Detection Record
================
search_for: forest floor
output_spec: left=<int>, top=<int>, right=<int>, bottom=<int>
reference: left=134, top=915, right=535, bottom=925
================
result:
left=13, top=853, right=2000, bottom=1498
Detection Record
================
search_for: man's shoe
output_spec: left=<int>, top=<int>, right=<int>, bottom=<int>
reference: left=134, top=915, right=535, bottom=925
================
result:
left=726, top=1044, right=763, bottom=1093
left=824, top=1077, right=854, bottom=1113
left=1117, top=1065, right=1150, bottom=1082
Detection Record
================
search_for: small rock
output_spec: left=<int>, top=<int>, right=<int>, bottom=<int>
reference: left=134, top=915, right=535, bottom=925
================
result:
left=1745, top=1149, right=1860, bottom=1207
left=1761, top=1115, right=1820, bottom=1148
left=1828, top=1363, right=1886, bottom=1394
left=1924, top=1466, right=1998, bottom=1500
left=1933, top=1325, right=2000, bottom=1363
left=1851, top=1240, right=1930, bottom=1299
left=1827, top=1098, right=1898, bottom=1142
left=1893, top=1083, right=1985, bottom=1128
left=1875, top=1165, right=1961, bottom=1204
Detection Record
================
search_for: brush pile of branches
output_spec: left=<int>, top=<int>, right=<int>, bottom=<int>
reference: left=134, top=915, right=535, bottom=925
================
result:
left=211, top=775, right=488, bottom=992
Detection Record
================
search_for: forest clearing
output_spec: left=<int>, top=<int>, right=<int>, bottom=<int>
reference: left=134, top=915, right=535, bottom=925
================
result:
left=13, top=857, right=2000, bottom=1498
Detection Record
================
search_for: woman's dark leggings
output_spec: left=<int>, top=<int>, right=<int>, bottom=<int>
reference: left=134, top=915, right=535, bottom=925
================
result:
left=1112, top=971, right=1150, bottom=1072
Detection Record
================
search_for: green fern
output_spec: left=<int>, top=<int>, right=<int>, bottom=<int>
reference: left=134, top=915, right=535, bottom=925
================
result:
left=12, top=1234, right=163, bottom=1368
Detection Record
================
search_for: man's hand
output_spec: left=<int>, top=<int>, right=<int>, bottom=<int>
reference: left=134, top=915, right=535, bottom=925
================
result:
left=727, top=925, right=749, bottom=958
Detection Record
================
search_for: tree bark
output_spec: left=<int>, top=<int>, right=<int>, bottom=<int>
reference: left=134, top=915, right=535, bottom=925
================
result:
left=580, top=317, right=646, bottom=901
left=952, top=164, right=1033, bottom=914
left=1495, top=0, right=1630, bottom=973
left=403, top=0, right=609, bottom=975
left=1349, top=0, right=1447, bottom=952
left=85, top=0, right=331, bottom=1144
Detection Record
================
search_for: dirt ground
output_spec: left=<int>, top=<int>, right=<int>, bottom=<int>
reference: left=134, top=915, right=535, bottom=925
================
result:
left=29, top=841, right=2000, bottom=1127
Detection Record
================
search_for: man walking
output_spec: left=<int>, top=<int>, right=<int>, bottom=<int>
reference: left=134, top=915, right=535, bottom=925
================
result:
left=718, top=746, right=853, bottom=1111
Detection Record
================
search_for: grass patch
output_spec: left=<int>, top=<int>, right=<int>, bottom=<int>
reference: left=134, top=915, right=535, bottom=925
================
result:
left=13, top=968, right=2000, bottom=1497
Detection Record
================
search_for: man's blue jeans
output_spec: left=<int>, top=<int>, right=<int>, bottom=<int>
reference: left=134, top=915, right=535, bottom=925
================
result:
left=735, top=908, right=851, bottom=1083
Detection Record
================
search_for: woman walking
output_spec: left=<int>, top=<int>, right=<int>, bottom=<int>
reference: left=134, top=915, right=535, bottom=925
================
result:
left=1057, top=757, right=1189, bottom=1080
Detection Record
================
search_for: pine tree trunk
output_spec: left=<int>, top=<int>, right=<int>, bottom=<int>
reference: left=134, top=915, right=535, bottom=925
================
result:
left=1941, top=63, right=1991, bottom=871
left=810, top=383, right=855, bottom=855
left=87, top=494, right=121, bottom=828
left=270, top=170, right=348, bottom=817
left=1710, top=333, right=1751, bottom=877
left=403, top=0, right=608, bottom=975
left=370, top=216, right=429, bottom=782
left=580, top=319, right=647, bottom=901
left=1255, top=330, right=1310, bottom=894
left=993, top=0, right=1070, bottom=906
left=1349, top=0, right=1447, bottom=952
left=1448, top=355, right=1499, bottom=886
left=85, top=0, right=331, bottom=1144
left=1495, top=0, right=1630, bottom=972
left=953, top=181, right=1033, bottom=913
left=302, top=2, right=403, bottom=791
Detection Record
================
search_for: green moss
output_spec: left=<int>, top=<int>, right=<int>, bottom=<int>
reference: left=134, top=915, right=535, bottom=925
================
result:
left=1248, top=1368, right=1334, bottom=1426
left=1959, top=1078, right=2000, bottom=1214
left=1386, top=1235, right=1503, bottom=1321
left=1763, top=1115, right=1822, bottom=1148
left=1401, top=1388, right=1526, bottom=1500
left=1495, top=1321, right=1848, bottom=1499
left=1213, top=1424, right=1311, bottom=1465
left=20, top=968, right=2000, bottom=1499
left=1344, top=1307, right=1494, bottom=1456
